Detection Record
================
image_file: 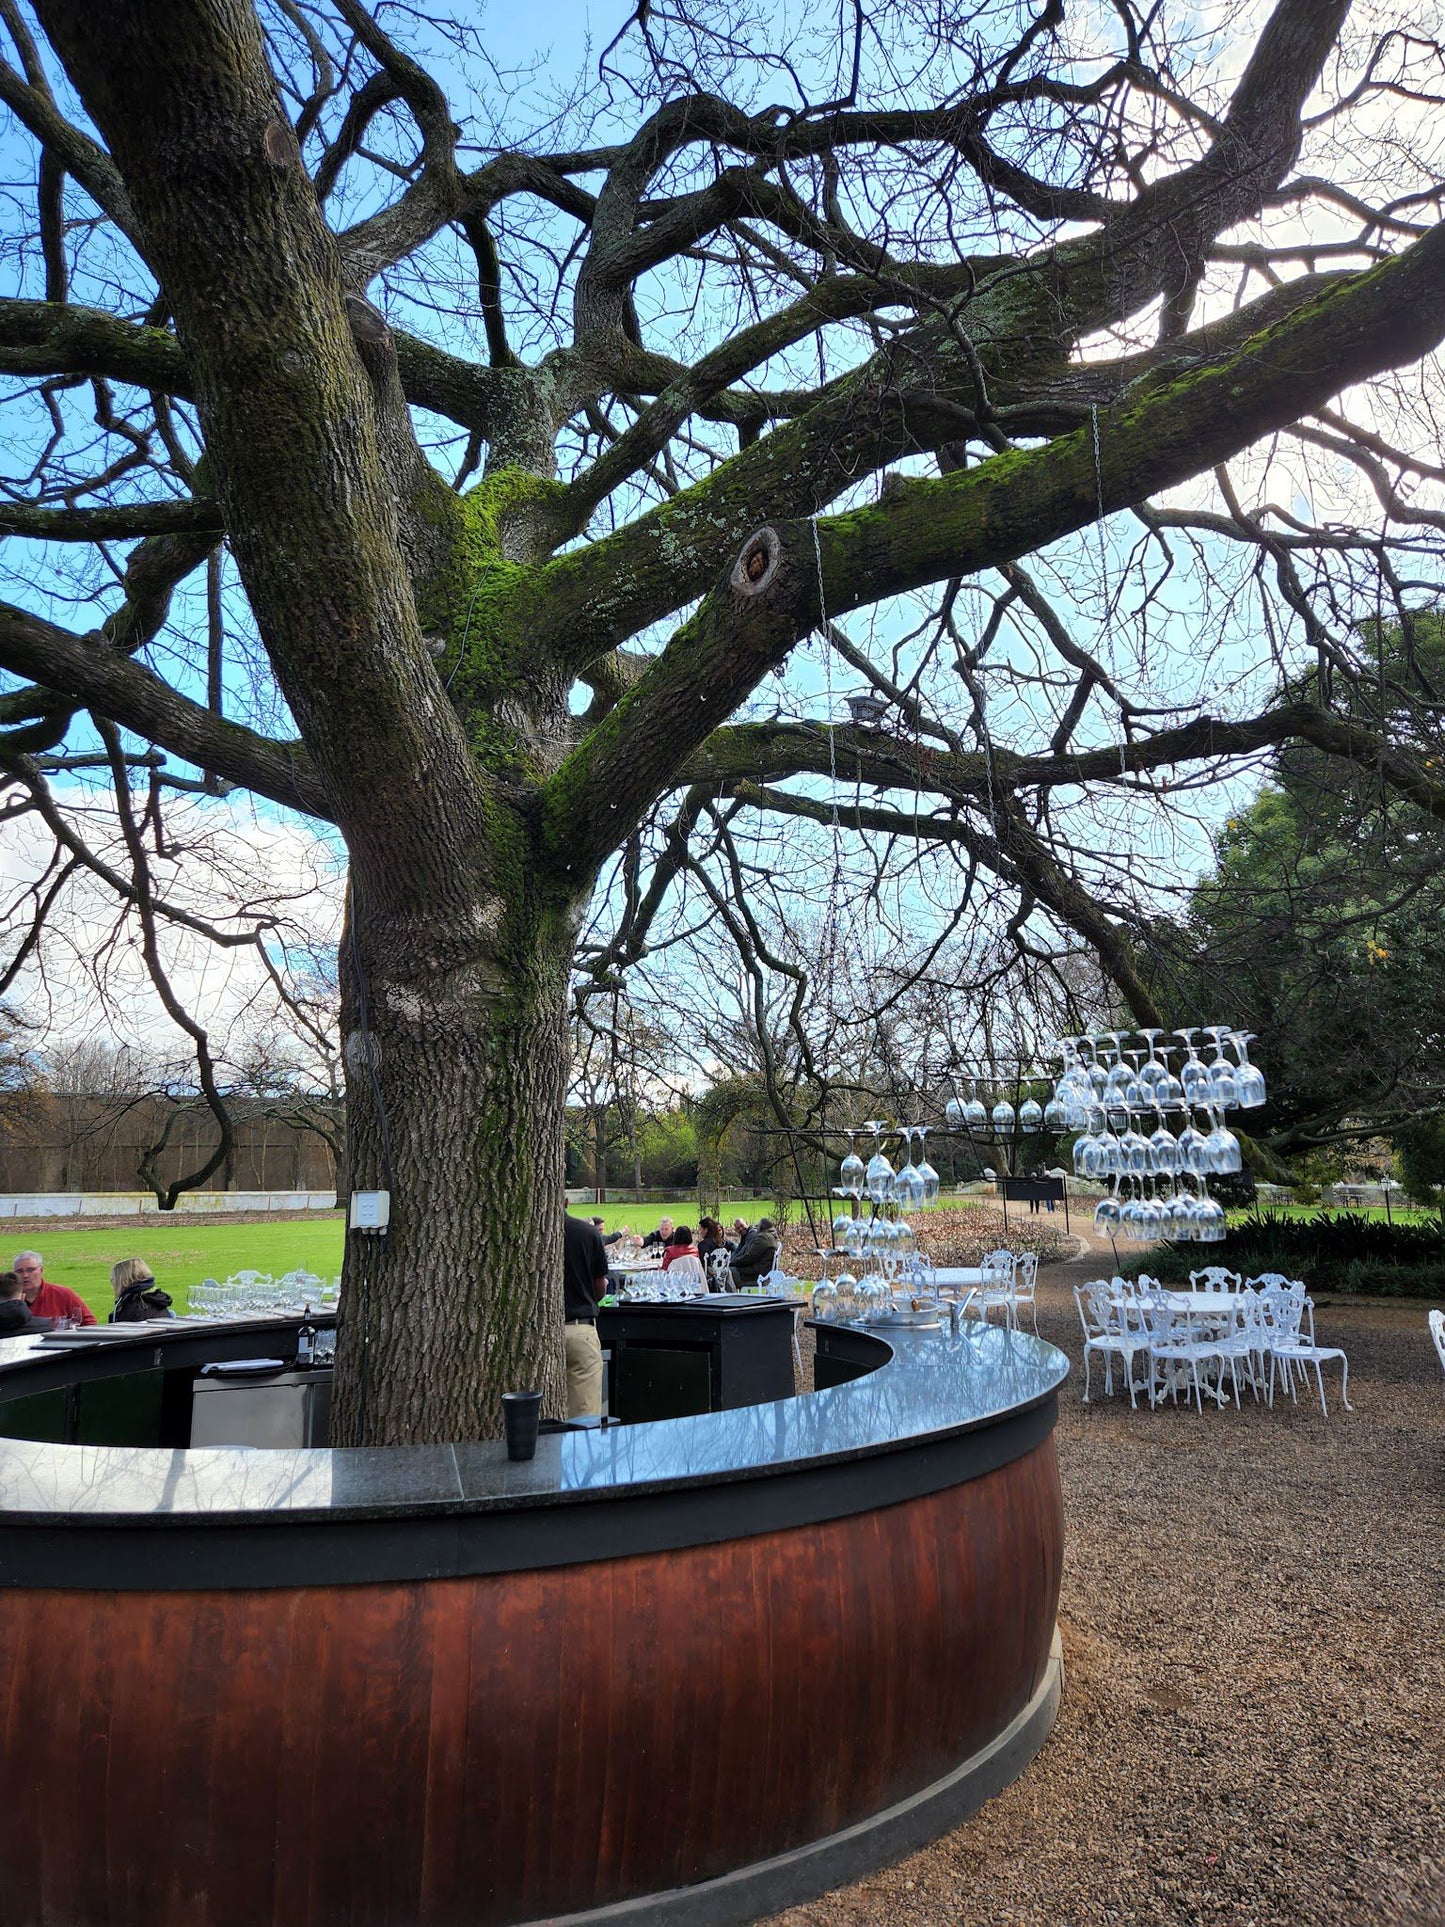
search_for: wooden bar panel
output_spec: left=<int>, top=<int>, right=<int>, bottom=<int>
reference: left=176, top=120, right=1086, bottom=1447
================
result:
left=0, top=1438, right=1062, bottom=1927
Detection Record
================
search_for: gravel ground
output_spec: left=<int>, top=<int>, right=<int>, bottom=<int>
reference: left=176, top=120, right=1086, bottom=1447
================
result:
left=766, top=1244, right=1445, bottom=1927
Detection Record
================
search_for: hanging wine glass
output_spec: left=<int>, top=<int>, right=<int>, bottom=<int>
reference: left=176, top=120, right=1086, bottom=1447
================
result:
left=1136, top=1194, right=1164, bottom=1244
left=1104, top=1032, right=1133, bottom=1102
left=1203, top=1026, right=1240, bottom=1109
left=1122, top=1120, right=1150, bottom=1177
left=1138, top=1029, right=1169, bottom=1104
left=863, top=1121, right=895, bottom=1204
left=1205, top=1112, right=1242, bottom=1174
left=1019, top=1096, right=1044, bottom=1133
left=963, top=1080, right=988, bottom=1131
left=1149, top=1113, right=1180, bottom=1177
left=945, top=1092, right=965, bottom=1128
left=1178, top=1113, right=1211, bottom=1177
left=1155, top=1042, right=1186, bottom=1114
left=991, top=1095, right=1016, bottom=1134
left=1121, top=1049, right=1147, bottom=1114
left=1195, top=1194, right=1228, bottom=1243
left=1094, top=1189, right=1123, bottom=1238
left=1043, top=1093, right=1068, bottom=1133
left=832, top=1209, right=853, bottom=1249
left=1175, top=1028, right=1213, bottom=1107
left=1083, top=1033, right=1109, bottom=1100
left=857, top=1275, right=890, bottom=1319
left=915, top=1126, right=940, bottom=1206
left=840, top=1130, right=865, bottom=1200
left=894, top=1126, right=926, bottom=1207
left=1230, top=1031, right=1267, bottom=1109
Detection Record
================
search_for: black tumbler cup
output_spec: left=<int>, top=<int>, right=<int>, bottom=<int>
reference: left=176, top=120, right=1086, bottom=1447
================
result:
left=501, top=1390, right=543, bottom=1461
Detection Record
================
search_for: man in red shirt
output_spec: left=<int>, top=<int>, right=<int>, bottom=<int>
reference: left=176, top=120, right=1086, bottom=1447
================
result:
left=14, top=1250, right=95, bottom=1326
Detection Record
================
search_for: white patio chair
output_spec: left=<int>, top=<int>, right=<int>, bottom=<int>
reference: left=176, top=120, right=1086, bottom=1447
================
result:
left=978, top=1249, right=1017, bottom=1327
left=1075, top=1281, right=1144, bottom=1407
left=1213, top=1284, right=1270, bottom=1405
left=1189, top=1265, right=1242, bottom=1292
left=1246, top=1272, right=1305, bottom=1294
left=1264, top=1288, right=1351, bottom=1416
left=1140, top=1287, right=1234, bottom=1413
left=1012, top=1250, right=1040, bottom=1335
left=667, top=1254, right=708, bottom=1292
left=1430, top=1309, right=1445, bottom=1380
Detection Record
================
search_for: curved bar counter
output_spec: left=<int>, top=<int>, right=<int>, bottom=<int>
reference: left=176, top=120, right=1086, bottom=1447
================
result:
left=0, top=1316, right=1068, bottom=1927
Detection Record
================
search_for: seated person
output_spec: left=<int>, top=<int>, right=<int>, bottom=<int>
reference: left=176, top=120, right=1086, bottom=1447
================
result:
left=13, top=1250, right=95, bottom=1326
left=696, top=1216, right=733, bottom=1273
left=640, top=1217, right=675, bottom=1253
left=661, top=1225, right=701, bottom=1269
left=730, top=1216, right=781, bottom=1288
left=108, top=1258, right=175, bottom=1323
left=0, top=1268, right=50, bottom=1334
left=589, top=1215, right=624, bottom=1247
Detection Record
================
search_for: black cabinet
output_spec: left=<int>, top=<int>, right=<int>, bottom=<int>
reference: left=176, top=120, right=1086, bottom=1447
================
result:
left=597, top=1300, right=796, bottom=1422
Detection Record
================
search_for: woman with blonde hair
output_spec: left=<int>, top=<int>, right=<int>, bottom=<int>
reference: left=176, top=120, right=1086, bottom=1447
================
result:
left=108, top=1258, right=174, bottom=1323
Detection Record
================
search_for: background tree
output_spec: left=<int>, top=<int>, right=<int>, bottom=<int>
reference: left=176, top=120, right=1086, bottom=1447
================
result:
left=1155, top=616, right=1445, bottom=1158
left=4, top=3, right=1445, bottom=1437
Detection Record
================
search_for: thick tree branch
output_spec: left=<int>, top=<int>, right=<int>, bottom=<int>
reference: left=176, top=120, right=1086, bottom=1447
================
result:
left=0, top=601, right=329, bottom=816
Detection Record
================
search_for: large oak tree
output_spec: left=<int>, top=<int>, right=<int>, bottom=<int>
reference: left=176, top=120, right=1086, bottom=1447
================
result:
left=3, top=0, right=1445, bottom=1438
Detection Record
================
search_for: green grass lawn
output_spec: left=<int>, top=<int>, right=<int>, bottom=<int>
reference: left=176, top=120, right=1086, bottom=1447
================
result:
left=5, top=1217, right=348, bottom=1319
left=8, top=1191, right=995, bottom=1319
left=1227, top=1202, right=1439, bottom=1226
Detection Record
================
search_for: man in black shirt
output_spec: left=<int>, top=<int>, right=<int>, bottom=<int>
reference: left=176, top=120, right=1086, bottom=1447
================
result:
left=563, top=1213, right=609, bottom=1418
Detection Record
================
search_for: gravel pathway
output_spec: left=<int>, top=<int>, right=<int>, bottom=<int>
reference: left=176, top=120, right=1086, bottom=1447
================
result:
left=766, top=1249, right=1445, bottom=1927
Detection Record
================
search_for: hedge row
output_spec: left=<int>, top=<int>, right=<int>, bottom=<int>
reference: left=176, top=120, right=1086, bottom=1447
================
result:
left=1123, top=1209, right=1445, bottom=1299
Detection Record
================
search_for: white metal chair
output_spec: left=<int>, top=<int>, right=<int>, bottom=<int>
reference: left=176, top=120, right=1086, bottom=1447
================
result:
left=1139, top=1287, right=1234, bottom=1413
left=1430, top=1309, right=1445, bottom=1380
left=1074, top=1280, right=1145, bottom=1407
left=1213, top=1284, right=1269, bottom=1405
left=1264, top=1287, right=1350, bottom=1416
left=666, top=1254, right=708, bottom=1292
left=1012, top=1250, right=1040, bottom=1335
left=978, top=1249, right=1017, bottom=1327
left=1189, top=1265, right=1242, bottom=1292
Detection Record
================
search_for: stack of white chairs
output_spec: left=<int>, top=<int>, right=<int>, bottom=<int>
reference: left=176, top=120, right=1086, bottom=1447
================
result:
left=1258, top=1279, right=1351, bottom=1415
left=1074, top=1269, right=1351, bottom=1419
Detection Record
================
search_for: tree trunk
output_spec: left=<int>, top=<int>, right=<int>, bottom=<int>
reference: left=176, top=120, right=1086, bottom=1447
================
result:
left=329, top=890, right=574, bottom=1446
left=593, top=1108, right=608, bottom=1205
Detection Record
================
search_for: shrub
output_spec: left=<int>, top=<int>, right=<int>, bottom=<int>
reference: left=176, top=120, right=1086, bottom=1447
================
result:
left=1120, top=1207, right=1445, bottom=1297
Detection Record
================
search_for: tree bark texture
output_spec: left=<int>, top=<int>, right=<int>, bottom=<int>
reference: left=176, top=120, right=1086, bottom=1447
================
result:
left=329, top=891, right=572, bottom=1444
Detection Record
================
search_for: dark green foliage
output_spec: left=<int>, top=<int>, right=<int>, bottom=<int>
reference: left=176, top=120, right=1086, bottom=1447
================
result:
left=1396, top=1115, right=1445, bottom=1208
left=1149, top=618, right=1445, bottom=1156
left=1122, top=1208, right=1445, bottom=1297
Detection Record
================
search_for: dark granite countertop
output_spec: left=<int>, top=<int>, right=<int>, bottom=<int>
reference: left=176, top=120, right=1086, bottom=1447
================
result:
left=0, top=1316, right=1067, bottom=1531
